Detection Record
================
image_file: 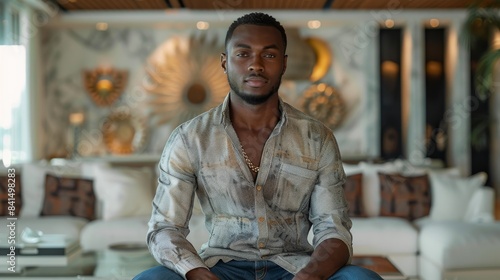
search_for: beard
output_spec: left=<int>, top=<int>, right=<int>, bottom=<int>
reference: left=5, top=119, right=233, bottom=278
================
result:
left=228, top=75, right=281, bottom=105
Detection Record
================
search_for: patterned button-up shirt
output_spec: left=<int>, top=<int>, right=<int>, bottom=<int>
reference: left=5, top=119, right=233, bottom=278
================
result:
left=147, top=95, right=352, bottom=278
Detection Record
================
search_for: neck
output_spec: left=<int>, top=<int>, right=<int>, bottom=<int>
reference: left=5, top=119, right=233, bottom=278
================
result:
left=229, top=93, right=281, bottom=131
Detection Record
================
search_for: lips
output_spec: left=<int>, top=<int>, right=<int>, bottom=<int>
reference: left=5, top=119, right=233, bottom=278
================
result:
left=245, top=76, right=268, bottom=87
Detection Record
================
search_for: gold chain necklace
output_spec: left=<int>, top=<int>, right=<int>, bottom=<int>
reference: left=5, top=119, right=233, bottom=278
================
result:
left=240, top=145, right=260, bottom=173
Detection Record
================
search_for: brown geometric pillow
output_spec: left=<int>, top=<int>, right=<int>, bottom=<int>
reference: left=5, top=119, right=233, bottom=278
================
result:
left=41, top=174, right=96, bottom=220
left=0, top=174, right=22, bottom=216
left=378, top=172, right=431, bottom=221
left=343, top=173, right=365, bottom=217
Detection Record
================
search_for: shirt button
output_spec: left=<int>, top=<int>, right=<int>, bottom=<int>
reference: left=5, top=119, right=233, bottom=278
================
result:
left=258, top=217, right=265, bottom=223
left=258, top=242, right=265, bottom=248
left=256, top=185, right=262, bottom=191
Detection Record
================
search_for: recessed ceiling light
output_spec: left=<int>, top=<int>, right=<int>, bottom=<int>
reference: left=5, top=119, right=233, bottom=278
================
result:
left=196, top=21, right=209, bottom=30
left=429, top=19, right=440, bottom=28
left=385, top=19, right=395, bottom=29
left=307, top=20, right=321, bottom=29
left=96, top=22, right=108, bottom=31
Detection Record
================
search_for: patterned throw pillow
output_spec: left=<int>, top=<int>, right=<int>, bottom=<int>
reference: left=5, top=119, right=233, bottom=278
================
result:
left=42, top=174, right=96, bottom=220
left=343, top=173, right=365, bottom=217
left=378, top=172, right=431, bottom=221
left=0, top=174, right=22, bottom=216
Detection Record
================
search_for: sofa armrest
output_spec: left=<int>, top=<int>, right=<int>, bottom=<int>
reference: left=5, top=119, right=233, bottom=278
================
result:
left=464, top=187, right=495, bottom=223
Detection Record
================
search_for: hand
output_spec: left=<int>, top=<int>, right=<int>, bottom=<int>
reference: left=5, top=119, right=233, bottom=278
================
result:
left=186, top=267, right=220, bottom=280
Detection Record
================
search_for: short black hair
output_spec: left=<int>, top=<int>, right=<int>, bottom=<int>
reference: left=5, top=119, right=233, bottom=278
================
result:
left=224, top=12, right=287, bottom=54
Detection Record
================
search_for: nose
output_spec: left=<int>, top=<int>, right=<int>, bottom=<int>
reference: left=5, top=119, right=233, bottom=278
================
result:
left=248, top=56, right=264, bottom=72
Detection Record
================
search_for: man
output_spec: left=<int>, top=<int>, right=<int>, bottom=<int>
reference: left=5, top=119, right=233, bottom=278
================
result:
left=134, top=12, right=382, bottom=280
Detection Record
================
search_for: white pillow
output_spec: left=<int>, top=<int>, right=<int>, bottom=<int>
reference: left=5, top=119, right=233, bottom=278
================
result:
left=93, top=166, right=154, bottom=220
left=358, top=161, right=400, bottom=217
left=20, top=161, right=82, bottom=217
left=464, top=187, right=495, bottom=223
left=429, top=172, right=488, bottom=221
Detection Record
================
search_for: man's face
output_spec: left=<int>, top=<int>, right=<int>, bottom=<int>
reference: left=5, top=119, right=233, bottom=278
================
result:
left=221, top=24, right=287, bottom=105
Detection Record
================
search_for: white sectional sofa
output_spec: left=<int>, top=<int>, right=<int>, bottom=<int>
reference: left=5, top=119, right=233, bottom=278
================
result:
left=1, top=159, right=500, bottom=280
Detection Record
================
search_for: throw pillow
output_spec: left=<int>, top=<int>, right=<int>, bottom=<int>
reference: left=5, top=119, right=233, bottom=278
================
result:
left=20, top=161, right=82, bottom=217
left=343, top=173, right=365, bottom=217
left=93, top=166, right=154, bottom=220
left=42, top=174, right=96, bottom=220
left=358, top=161, right=401, bottom=217
left=0, top=174, right=22, bottom=216
left=378, top=173, right=431, bottom=220
left=429, top=172, right=488, bottom=221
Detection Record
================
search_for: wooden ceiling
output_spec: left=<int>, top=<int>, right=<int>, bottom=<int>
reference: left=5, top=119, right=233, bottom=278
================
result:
left=51, top=0, right=485, bottom=11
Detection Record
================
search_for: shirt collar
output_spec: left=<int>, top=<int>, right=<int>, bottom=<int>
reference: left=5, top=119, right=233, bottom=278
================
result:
left=219, top=94, right=287, bottom=129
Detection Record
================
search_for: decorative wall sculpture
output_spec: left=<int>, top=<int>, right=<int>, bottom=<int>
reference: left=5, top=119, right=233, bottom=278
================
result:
left=300, top=83, right=345, bottom=129
left=101, top=110, right=147, bottom=155
left=143, top=35, right=229, bottom=127
left=83, top=67, right=128, bottom=107
left=306, top=37, right=332, bottom=82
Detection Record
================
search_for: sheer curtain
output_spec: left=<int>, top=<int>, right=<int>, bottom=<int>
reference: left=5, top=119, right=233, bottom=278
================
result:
left=0, top=0, right=39, bottom=167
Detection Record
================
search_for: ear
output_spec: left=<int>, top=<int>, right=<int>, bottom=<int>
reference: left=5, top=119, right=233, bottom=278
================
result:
left=282, top=54, right=288, bottom=75
left=221, top=53, right=227, bottom=73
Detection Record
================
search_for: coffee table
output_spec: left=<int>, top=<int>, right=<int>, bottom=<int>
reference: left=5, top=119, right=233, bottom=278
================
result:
left=352, top=255, right=408, bottom=280
left=0, top=242, right=157, bottom=279
left=0, top=234, right=81, bottom=275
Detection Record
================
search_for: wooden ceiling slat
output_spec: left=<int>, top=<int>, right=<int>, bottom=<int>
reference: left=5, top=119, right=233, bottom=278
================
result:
left=167, top=0, right=184, bottom=9
left=182, top=0, right=324, bottom=10
left=55, top=0, right=482, bottom=11
left=148, top=0, right=169, bottom=9
left=121, top=0, right=135, bottom=9
left=331, top=0, right=478, bottom=9
left=77, top=1, right=99, bottom=10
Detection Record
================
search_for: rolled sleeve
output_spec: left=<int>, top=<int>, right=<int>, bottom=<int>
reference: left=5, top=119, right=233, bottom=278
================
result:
left=147, top=127, right=208, bottom=277
left=308, top=132, right=353, bottom=259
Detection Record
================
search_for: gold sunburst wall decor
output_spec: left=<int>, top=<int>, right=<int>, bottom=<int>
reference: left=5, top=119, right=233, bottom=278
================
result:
left=300, top=83, right=345, bottom=129
left=143, top=35, right=229, bottom=126
left=83, top=67, right=128, bottom=107
left=101, top=110, right=147, bottom=155
left=305, top=37, right=333, bottom=82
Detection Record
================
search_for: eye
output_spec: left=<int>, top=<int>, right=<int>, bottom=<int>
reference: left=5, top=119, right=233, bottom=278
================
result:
left=264, top=53, right=276, bottom=58
left=235, top=52, right=248, bottom=57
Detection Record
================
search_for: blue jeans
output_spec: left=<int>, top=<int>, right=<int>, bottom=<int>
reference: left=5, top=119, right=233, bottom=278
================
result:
left=133, top=260, right=383, bottom=280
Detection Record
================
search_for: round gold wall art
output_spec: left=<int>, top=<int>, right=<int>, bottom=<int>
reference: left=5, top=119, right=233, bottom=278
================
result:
left=101, top=110, right=147, bottom=154
left=300, top=83, right=345, bottom=129
left=143, top=35, right=229, bottom=127
left=83, top=67, right=128, bottom=107
left=305, top=37, right=332, bottom=82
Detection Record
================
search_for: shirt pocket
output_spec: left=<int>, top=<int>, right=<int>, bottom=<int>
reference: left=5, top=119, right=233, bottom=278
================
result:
left=208, top=215, right=256, bottom=248
left=273, top=163, right=318, bottom=212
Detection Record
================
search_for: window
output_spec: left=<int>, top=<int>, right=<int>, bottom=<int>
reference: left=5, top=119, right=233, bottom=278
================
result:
left=0, top=1, right=30, bottom=167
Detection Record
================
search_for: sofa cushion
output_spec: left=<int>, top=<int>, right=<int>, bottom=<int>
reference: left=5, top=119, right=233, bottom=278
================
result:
left=429, top=172, right=487, bottom=221
left=20, top=161, right=83, bottom=217
left=41, top=174, right=96, bottom=220
left=1, top=216, right=88, bottom=240
left=80, top=215, right=150, bottom=251
left=358, top=162, right=400, bottom=217
left=419, top=222, right=500, bottom=269
left=378, top=173, right=431, bottom=221
left=350, top=217, right=418, bottom=255
left=93, top=166, right=154, bottom=220
left=0, top=173, right=22, bottom=216
left=343, top=173, right=365, bottom=217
